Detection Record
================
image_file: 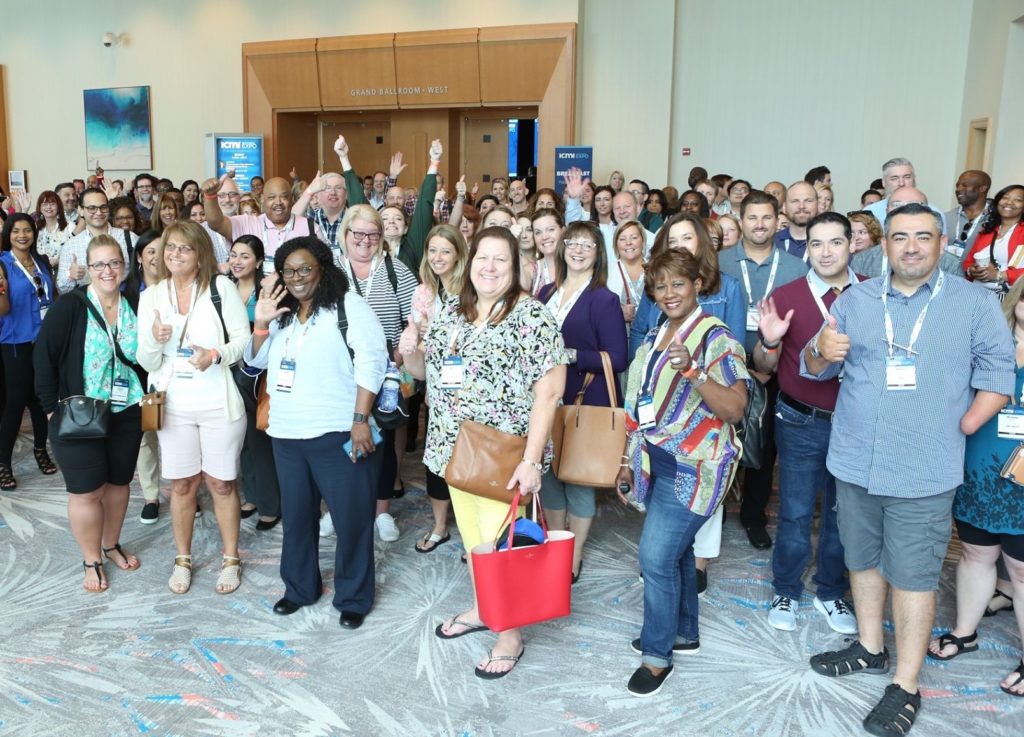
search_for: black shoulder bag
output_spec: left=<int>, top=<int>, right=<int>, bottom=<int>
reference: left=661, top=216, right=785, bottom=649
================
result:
left=210, top=276, right=263, bottom=413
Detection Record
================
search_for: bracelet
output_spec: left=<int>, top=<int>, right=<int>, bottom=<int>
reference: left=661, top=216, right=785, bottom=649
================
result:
left=681, top=363, right=699, bottom=380
left=521, top=458, right=543, bottom=472
left=761, top=337, right=781, bottom=350
left=253, top=328, right=270, bottom=336
left=203, top=192, right=218, bottom=200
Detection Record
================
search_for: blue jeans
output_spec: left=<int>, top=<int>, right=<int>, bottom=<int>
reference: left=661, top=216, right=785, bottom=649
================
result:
left=638, top=474, right=708, bottom=668
left=771, top=397, right=847, bottom=601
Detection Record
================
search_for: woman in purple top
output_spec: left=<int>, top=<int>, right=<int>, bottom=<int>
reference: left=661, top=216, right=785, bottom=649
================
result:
left=537, top=221, right=627, bottom=582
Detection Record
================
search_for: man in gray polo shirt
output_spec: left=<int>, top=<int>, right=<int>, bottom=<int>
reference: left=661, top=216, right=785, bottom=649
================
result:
left=801, top=203, right=1014, bottom=736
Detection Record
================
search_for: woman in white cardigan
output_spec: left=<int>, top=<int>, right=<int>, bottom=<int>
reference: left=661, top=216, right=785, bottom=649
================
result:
left=137, top=221, right=251, bottom=596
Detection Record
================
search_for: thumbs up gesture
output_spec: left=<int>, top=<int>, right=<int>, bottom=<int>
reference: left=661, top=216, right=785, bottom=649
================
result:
left=398, top=314, right=420, bottom=355
left=69, top=253, right=86, bottom=281
left=666, top=330, right=692, bottom=372
left=152, top=309, right=172, bottom=343
left=816, top=315, right=850, bottom=362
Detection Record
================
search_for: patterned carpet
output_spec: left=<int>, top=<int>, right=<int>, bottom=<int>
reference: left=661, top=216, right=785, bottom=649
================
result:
left=1, top=428, right=1022, bottom=737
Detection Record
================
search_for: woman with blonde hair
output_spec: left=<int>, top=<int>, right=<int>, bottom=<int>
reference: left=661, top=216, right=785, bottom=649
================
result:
left=136, top=220, right=251, bottom=595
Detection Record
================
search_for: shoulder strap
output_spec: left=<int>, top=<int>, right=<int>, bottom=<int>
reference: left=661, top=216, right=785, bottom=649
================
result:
left=384, top=253, right=405, bottom=342
left=335, top=296, right=356, bottom=361
left=123, top=228, right=134, bottom=261
left=75, top=290, right=142, bottom=374
left=209, top=276, right=229, bottom=343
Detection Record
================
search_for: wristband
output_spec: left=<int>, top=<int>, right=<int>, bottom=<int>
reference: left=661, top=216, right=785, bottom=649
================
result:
left=253, top=328, right=269, bottom=336
left=521, top=458, right=543, bottom=472
left=204, top=192, right=218, bottom=200
left=681, top=363, right=699, bottom=380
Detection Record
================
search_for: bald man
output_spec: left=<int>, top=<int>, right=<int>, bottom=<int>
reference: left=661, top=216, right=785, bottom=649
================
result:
left=850, top=186, right=964, bottom=278
left=944, top=169, right=992, bottom=260
left=764, top=181, right=786, bottom=207
left=203, top=173, right=324, bottom=272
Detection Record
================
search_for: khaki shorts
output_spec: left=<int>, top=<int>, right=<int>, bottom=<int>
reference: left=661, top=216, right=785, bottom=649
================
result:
left=835, top=479, right=955, bottom=592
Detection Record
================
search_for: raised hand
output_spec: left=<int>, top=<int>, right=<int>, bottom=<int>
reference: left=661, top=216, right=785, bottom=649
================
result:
left=201, top=169, right=234, bottom=197
left=289, top=166, right=297, bottom=180
left=13, top=190, right=31, bottom=212
left=455, top=176, right=467, bottom=199
left=563, top=168, right=584, bottom=200
left=307, top=170, right=325, bottom=194
left=389, top=152, right=407, bottom=179
left=398, top=314, right=419, bottom=355
left=757, top=296, right=794, bottom=345
left=333, top=134, right=349, bottom=159
left=152, top=309, right=172, bottom=343
left=254, top=284, right=291, bottom=326
left=69, top=253, right=87, bottom=281
left=666, top=331, right=692, bottom=372
left=428, top=139, right=443, bottom=162
left=471, top=182, right=480, bottom=198
left=817, top=315, right=850, bottom=362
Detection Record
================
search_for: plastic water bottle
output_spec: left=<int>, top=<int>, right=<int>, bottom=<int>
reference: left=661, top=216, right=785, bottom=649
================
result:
left=620, top=482, right=646, bottom=513
left=378, top=361, right=401, bottom=413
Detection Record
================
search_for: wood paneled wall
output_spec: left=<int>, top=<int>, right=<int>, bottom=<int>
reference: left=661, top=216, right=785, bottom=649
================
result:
left=242, top=24, right=574, bottom=186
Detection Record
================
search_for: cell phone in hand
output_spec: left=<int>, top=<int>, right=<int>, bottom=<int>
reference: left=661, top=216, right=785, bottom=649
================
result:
left=343, top=426, right=384, bottom=458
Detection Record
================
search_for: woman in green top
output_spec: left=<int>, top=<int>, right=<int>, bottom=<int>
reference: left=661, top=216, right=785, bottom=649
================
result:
left=35, top=235, right=146, bottom=592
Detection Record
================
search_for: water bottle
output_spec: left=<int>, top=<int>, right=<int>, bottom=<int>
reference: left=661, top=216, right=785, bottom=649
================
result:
left=619, top=482, right=646, bottom=513
left=378, top=360, right=401, bottom=413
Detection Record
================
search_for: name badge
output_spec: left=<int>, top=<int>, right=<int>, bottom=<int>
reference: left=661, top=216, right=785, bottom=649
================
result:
left=637, top=395, right=656, bottom=430
left=885, top=356, right=916, bottom=391
left=746, top=306, right=760, bottom=332
left=998, top=407, right=1024, bottom=440
left=277, top=359, right=296, bottom=392
left=947, top=243, right=965, bottom=258
left=440, top=356, right=464, bottom=390
left=111, top=377, right=130, bottom=406
left=173, top=348, right=195, bottom=379
left=263, top=261, right=276, bottom=276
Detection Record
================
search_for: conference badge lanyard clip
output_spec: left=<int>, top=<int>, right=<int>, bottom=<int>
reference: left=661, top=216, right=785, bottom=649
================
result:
left=637, top=308, right=701, bottom=430
left=881, top=271, right=943, bottom=392
left=13, top=257, right=51, bottom=320
left=90, top=290, right=130, bottom=407
left=1000, top=378, right=1024, bottom=486
left=442, top=304, right=500, bottom=390
left=740, top=250, right=780, bottom=332
left=170, top=281, right=199, bottom=380
left=277, top=317, right=313, bottom=393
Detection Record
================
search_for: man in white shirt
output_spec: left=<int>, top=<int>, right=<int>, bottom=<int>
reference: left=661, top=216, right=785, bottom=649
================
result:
left=865, top=158, right=945, bottom=230
left=56, top=188, right=129, bottom=293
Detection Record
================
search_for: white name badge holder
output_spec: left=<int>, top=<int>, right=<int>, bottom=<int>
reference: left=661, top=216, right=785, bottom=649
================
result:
left=111, top=377, right=131, bottom=406
left=739, top=250, right=780, bottom=335
left=998, top=406, right=1024, bottom=441
left=443, top=317, right=493, bottom=391
left=277, top=319, right=312, bottom=393
left=881, top=271, right=943, bottom=393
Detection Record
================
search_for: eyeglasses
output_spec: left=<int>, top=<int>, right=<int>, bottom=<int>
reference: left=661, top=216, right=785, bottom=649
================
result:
left=564, top=239, right=597, bottom=252
left=83, top=205, right=109, bottom=214
left=89, top=260, right=124, bottom=272
left=217, top=192, right=240, bottom=199
left=165, top=244, right=194, bottom=255
left=322, top=186, right=345, bottom=193
left=347, top=229, right=381, bottom=243
left=282, top=264, right=316, bottom=279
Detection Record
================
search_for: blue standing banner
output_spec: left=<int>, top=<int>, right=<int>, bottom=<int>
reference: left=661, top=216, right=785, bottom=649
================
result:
left=554, top=146, right=593, bottom=195
left=205, top=133, right=264, bottom=193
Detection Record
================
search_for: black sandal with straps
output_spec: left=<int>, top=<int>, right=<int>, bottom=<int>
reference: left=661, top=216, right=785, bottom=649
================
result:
left=34, top=447, right=58, bottom=475
left=863, top=683, right=921, bottom=736
left=0, top=463, right=16, bottom=490
left=810, top=640, right=890, bottom=677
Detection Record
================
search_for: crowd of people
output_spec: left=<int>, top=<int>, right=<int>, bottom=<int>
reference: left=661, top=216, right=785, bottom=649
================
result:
left=0, top=141, right=1022, bottom=734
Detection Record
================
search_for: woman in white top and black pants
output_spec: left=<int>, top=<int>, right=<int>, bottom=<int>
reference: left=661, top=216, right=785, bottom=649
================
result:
left=137, top=221, right=251, bottom=596
left=245, top=237, right=387, bottom=629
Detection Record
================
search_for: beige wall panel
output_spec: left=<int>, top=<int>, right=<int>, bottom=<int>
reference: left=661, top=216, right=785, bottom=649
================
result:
left=394, top=29, right=481, bottom=107
left=318, top=35, right=398, bottom=109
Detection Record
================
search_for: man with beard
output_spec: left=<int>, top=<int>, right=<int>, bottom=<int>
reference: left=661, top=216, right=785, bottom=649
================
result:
left=774, top=181, right=819, bottom=260
left=203, top=173, right=322, bottom=272
left=719, top=190, right=808, bottom=549
left=508, top=179, right=530, bottom=216
left=56, top=188, right=130, bottom=292
left=802, top=203, right=1012, bottom=736
left=55, top=182, right=79, bottom=227
left=943, top=169, right=991, bottom=260
left=133, top=174, right=157, bottom=222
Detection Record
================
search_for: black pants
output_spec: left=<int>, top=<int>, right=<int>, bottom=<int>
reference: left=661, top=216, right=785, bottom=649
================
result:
left=376, top=427, right=402, bottom=500
left=273, top=432, right=381, bottom=612
left=740, top=374, right=778, bottom=529
left=240, top=407, right=281, bottom=517
left=0, top=343, right=47, bottom=466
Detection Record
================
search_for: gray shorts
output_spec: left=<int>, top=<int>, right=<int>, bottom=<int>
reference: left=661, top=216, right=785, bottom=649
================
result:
left=835, top=480, right=955, bottom=592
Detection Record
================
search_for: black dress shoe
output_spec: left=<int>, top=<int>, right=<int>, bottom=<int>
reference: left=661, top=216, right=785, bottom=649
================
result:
left=745, top=525, right=773, bottom=550
left=273, top=598, right=302, bottom=615
left=339, top=610, right=365, bottom=629
left=256, top=516, right=281, bottom=531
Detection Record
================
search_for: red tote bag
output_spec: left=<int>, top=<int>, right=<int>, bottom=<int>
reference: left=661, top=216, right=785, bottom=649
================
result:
left=471, top=489, right=575, bottom=632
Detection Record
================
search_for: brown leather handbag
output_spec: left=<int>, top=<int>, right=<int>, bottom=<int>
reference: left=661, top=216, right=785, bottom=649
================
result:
left=551, top=351, right=626, bottom=488
left=140, top=391, right=166, bottom=432
left=255, top=373, right=270, bottom=431
left=445, top=418, right=530, bottom=505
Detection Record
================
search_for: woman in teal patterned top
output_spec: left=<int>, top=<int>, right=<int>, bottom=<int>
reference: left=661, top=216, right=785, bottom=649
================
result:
left=35, top=235, right=147, bottom=593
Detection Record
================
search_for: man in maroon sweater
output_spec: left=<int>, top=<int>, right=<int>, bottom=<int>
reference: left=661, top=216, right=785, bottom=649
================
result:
left=753, top=211, right=863, bottom=635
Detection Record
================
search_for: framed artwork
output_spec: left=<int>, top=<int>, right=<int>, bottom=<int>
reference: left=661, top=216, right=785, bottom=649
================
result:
left=83, top=85, right=152, bottom=170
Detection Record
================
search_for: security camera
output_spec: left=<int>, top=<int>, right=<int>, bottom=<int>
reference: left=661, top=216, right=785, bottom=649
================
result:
left=103, top=32, right=115, bottom=47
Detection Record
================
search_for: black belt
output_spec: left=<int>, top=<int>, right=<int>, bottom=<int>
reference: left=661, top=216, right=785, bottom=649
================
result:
left=779, top=392, right=833, bottom=422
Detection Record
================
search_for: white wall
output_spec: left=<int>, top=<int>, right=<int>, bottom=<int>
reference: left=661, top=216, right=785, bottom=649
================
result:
left=990, top=14, right=1024, bottom=189
left=668, top=0, right=973, bottom=212
left=1, top=0, right=580, bottom=189
left=576, top=0, right=677, bottom=189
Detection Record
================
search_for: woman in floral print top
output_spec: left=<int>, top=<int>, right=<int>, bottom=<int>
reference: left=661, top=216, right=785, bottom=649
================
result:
left=405, top=226, right=567, bottom=681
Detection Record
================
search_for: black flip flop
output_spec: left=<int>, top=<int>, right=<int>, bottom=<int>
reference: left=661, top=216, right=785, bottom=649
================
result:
left=415, top=531, right=451, bottom=553
left=434, top=617, right=488, bottom=640
left=1001, top=660, right=1024, bottom=697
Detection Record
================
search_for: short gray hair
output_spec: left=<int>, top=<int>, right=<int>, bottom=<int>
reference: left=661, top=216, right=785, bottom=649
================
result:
left=884, top=202, right=942, bottom=235
left=882, top=157, right=913, bottom=175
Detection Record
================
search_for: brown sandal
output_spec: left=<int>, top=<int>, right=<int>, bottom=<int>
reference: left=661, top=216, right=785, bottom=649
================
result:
left=103, top=543, right=141, bottom=571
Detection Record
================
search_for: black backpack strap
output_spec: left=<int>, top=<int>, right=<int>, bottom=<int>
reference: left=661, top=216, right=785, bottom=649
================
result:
left=306, top=216, right=316, bottom=239
left=209, top=276, right=229, bottom=343
left=383, top=253, right=405, bottom=349
left=336, top=296, right=356, bottom=361
left=123, top=228, right=134, bottom=262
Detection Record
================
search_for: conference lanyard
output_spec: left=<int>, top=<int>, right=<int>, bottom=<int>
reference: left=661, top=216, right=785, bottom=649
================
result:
left=617, top=260, right=642, bottom=305
left=345, top=255, right=379, bottom=298
left=739, top=249, right=780, bottom=306
left=447, top=301, right=503, bottom=356
left=881, top=270, right=944, bottom=358
left=262, top=215, right=295, bottom=257
left=282, top=316, right=314, bottom=360
left=640, top=306, right=702, bottom=396
left=806, top=270, right=854, bottom=320
left=12, top=256, right=50, bottom=305
left=548, top=279, right=590, bottom=329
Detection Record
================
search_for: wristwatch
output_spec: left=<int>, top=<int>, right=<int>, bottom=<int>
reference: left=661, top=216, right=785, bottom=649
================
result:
left=810, top=335, right=823, bottom=359
left=352, top=412, right=368, bottom=424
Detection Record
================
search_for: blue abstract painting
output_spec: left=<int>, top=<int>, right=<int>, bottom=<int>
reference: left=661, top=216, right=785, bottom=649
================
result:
left=83, top=85, right=152, bottom=170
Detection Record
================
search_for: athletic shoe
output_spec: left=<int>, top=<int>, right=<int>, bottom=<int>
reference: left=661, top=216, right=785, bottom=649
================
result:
left=768, top=594, right=798, bottom=631
left=319, top=512, right=335, bottom=538
left=814, top=596, right=857, bottom=635
left=375, top=512, right=400, bottom=542
left=140, top=502, right=159, bottom=525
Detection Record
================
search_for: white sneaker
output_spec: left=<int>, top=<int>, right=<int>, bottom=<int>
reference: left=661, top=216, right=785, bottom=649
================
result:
left=318, top=512, right=335, bottom=538
left=768, top=595, right=798, bottom=631
left=375, top=512, right=400, bottom=542
left=814, top=596, right=857, bottom=635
